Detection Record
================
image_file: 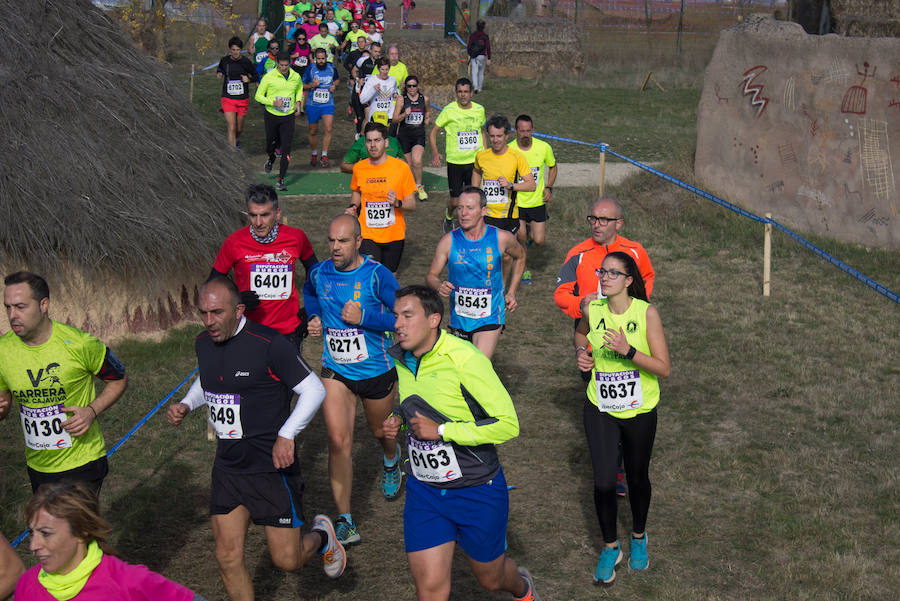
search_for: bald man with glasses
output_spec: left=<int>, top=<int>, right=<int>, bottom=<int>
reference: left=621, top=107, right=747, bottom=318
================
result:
left=554, top=198, right=654, bottom=322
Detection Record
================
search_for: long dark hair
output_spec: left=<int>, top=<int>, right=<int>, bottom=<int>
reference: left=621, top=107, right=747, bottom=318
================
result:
left=605, top=251, right=648, bottom=302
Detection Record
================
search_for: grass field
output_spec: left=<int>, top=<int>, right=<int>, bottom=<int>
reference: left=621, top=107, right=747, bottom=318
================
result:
left=2, top=9, right=899, bottom=601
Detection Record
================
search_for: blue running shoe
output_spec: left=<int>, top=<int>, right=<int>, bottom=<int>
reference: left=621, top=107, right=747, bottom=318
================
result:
left=382, top=454, right=403, bottom=500
left=521, top=270, right=532, bottom=285
left=334, top=514, right=360, bottom=546
left=629, top=534, right=648, bottom=570
left=593, top=543, right=622, bottom=585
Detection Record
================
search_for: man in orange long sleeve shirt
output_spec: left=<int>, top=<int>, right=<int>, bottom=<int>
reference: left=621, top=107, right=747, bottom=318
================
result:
left=554, top=198, right=654, bottom=320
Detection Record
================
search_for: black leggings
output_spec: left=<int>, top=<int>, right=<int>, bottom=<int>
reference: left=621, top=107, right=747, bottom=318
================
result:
left=583, top=401, right=657, bottom=543
left=351, top=92, right=366, bottom=134
left=264, top=112, right=295, bottom=179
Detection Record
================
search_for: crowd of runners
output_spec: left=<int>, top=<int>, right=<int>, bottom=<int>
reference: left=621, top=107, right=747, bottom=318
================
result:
left=0, top=6, right=673, bottom=601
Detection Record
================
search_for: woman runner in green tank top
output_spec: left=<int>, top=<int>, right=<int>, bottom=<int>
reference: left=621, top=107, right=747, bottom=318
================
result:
left=573, top=251, right=671, bottom=586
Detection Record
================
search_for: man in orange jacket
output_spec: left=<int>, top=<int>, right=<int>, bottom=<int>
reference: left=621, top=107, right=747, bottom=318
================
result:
left=554, top=198, right=654, bottom=320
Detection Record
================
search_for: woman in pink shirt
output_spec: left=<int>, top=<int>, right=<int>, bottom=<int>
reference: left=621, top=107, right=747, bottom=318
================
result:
left=16, top=482, right=205, bottom=601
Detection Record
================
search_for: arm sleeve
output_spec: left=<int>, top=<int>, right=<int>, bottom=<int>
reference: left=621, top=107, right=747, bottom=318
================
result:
left=216, top=58, right=226, bottom=75
left=442, top=352, right=519, bottom=446
left=485, top=35, right=492, bottom=59
left=302, top=263, right=323, bottom=318
left=553, top=254, right=584, bottom=319
left=277, top=372, right=326, bottom=439
left=358, top=77, right=377, bottom=103
left=179, top=377, right=205, bottom=411
left=245, top=59, right=258, bottom=83
left=358, top=266, right=399, bottom=331
left=638, top=251, right=655, bottom=297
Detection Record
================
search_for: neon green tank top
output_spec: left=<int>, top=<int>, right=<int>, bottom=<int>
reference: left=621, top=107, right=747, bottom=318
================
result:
left=585, top=298, right=659, bottom=419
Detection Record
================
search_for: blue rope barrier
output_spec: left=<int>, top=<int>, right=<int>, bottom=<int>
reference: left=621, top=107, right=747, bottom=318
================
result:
left=602, top=147, right=900, bottom=304
left=9, top=368, right=199, bottom=548
left=533, top=132, right=598, bottom=148
left=452, top=32, right=466, bottom=47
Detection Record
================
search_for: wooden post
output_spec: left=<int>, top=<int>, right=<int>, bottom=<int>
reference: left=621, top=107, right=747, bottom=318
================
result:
left=207, top=422, right=215, bottom=441
left=189, top=64, right=195, bottom=103
left=763, top=212, right=772, bottom=297
left=599, top=146, right=606, bottom=198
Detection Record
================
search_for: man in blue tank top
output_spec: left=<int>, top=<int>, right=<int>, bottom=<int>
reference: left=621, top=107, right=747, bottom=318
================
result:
left=425, top=186, right=525, bottom=359
left=303, top=215, right=402, bottom=546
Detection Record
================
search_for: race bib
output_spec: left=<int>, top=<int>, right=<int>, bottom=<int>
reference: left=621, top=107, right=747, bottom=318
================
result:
left=250, top=264, right=292, bottom=300
left=407, top=434, right=462, bottom=483
left=20, top=404, right=72, bottom=451
left=374, top=98, right=393, bottom=113
left=457, top=130, right=479, bottom=151
left=312, top=88, right=331, bottom=103
left=365, top=201, right=396, bottom=228
left=206, top=391, right=243, bottom=439
left=275, top=96, right=292, bottom=112
left=326, top=327, right=369, bottom=364
left=595, top=370, right=644, bottom=412
left=226, top=80, right=245, bottom=96
left=294, top=55, right=308, bottom=67
left=405, top=111, right=423, bottom=125
left=530, top=166, right=541, bottom=186
left=255, top=51, right=268, bottom=64
left=454, top=287, right=491, bottom=319
left=482, top=179, right=509, bottom=205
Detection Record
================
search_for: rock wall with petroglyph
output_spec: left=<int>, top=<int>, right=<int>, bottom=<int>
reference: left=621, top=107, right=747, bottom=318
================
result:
left=695, top=15, right=900, bottom=249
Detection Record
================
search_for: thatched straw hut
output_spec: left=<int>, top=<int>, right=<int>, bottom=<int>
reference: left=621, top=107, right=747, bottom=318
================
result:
left=0, top=0, right=249, bottom=338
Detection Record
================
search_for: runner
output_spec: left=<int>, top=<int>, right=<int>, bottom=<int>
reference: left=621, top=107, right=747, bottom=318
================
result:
left=382, top=285, right=541, bottom=601
left=289, top=29, right=312, bottom=74
left=0, top=272, right=128, bottom=494
left=18, top=482, right=207, bottom=601
left=425, top=186, right=524, bottom=360
left=375, top=45, right=409, bottom=97
left=167, top=278, right=344, bottom=598
left=429, top=77, right=486, bottom=233
left=367, top=0, right=387, bottom=28
left=396, top=75, right=430, bottom=201
left=510, top=114, right=557, bottom=249
left=217, top=36, right=257, bottom=149
left=310, top=21, right=340, bottom=65
left=348, top=121, right=417, bottom=273
left=303, top=215, right=403, bottom=545
left=255, top=51, right=303, bottom=192
left=300, top=10, right=321, bottom=42
left=248, top=18, right=274, bottom=70
left=574, top=252, right=670, bottom=585
left=211, top=183, right=317, bottom=353
left=472, top=114, right=535, bottom=237
left=303, top=48, right=340, bottom=168
left=359, top=57, right=401, bottom=126
left=283, top=0, right=301, bottom=40
left=0, top=531, right=23, bottom=599
left=255, top=38, right=281, bottom=79
left=346, top=37, right=371, bottom=137
left=340, top=113, right=405, bottom=173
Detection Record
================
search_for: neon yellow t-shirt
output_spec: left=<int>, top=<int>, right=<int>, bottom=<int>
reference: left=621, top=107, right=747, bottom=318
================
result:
left=509, top=137, right=556, bottom=208
left=284, top=3, right=299, bottom=22
left=434, top=101, right=485, bottom=165
left=474, top=147, right=530, bottom=219
left=309, top=33, right=339, bottom=62
left=0, top=321, right=108, bottom=473
left=585, top=298, right=660, bottom=419
left=345, top=30, right=369, bottom=45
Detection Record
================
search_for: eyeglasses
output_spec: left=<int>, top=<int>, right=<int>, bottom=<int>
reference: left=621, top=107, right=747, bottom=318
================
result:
left=407, top=83, right=418, bottom=87
left=586, top=215, right=621, bottom=225
left=597, top=268, right=629, bottom=280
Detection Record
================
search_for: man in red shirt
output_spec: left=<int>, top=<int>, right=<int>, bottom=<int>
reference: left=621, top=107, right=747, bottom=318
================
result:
left=211, top=184, right=318, bottom=352
left=554, top=198, right=654, bottom=321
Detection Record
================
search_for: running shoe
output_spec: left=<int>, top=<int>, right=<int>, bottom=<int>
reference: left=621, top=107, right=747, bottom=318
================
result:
left=264, top=156, right=275, bottom=174
left=516, top=566, right=542, bottom=601
left=442, top=214, right=454, bottom=234
left=381, top=455, right=403, bottom=500
left=521, top=270, right=532, bottom=285
left=616, top=468, right=626, bottom=497
left=629, top=534, right=648, bottom=570
left=275, top=147, right=282, bottom=157
left=276, top=178, right=288, bottom=191
left=320, top=156, right=330, bottom=168
left=235, top=139, right=241, bottom=149
left=416, top=184, right=428, bottom=201
left=310, top=155, right=318, bottom=167
left=593, top=543, right=623, bottom=585
left=334, top=515, right=360, bottom=546
left=311, top=514, right=346, bottom=579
